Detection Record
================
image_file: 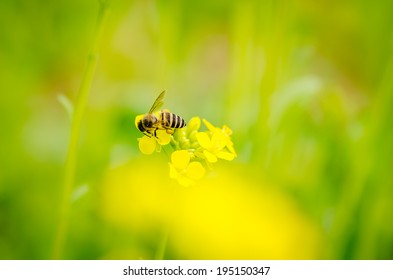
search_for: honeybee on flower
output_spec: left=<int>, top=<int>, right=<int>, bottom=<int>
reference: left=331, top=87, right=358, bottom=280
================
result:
left=134, top=93, right=236, bottom=186
left=135, top=90, right=186, bottom=154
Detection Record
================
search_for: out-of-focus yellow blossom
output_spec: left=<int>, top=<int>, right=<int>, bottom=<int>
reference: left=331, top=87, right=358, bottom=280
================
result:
left=101, top=162, right=324, bottom=259
left=138, top=130, right=171, bottom=155
left=169, top=150, right=205, bottom=187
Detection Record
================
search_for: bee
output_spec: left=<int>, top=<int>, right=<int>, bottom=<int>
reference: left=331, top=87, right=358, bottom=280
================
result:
left=136, top=90, right=186, bottom=137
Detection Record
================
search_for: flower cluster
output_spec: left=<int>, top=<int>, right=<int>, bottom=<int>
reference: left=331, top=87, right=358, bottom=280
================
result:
left=136, top=116, right=236, bottom=187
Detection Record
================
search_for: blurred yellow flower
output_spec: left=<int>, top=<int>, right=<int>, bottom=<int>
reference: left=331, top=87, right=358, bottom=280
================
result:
left=101, top=161, right=324, bottom=259
left=169, top=150, right=205, bottom=187
left=138, top=130, right=171, bottom=155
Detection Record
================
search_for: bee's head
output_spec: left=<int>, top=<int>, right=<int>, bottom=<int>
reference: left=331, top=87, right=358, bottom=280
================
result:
left=135, top=114, right=158, bottom=134
left=142, top=114, right=157, bottom=127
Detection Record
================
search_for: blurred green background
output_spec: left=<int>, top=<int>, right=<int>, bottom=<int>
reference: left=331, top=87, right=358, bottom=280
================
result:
left=1, top=0, right=393, bottom=259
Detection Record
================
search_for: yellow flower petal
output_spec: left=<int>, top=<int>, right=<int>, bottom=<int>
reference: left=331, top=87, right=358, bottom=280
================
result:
left=203, top=150, right=217, bottom=163
left=156, top=130, right=171, bottom=145
left=202, top=118, right=217, bottom=132
left=187, top=117, right=201, bottom=134
left=211, top=130, right=227, bottom=150
left=135, top=114, right=144, bottom=129
left=196, top=132, right=212, bottom=149
left=188, top=130, right=198, bottom=143
left=226, top=143, right=237, bottom=156
left=171, top=150, right=190, bottom=170
left=217, top=151, right=236, bottom=161
left=178, top=176, right=195, bottom=187
left=169, top=163, right=179, bottom=179
left=222, top=125, right=233, bottom=136
left=138, top=136, right=156, bottom=155
left=187, top=161, right=205, bottom=180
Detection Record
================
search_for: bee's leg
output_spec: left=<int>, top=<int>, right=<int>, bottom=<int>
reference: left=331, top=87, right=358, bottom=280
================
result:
left=143, top=131, right=151, bottom=137
left=153, top=129, right=157, bottom=137
left=166, top=128, right=174, bottom=134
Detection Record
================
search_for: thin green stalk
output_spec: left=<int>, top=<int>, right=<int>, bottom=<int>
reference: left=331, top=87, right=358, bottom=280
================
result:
left=52, top=1, right=109, bottom=259
left=154, top=225, right=170, bottom=260
left=153, top=179, right=179, bottom=260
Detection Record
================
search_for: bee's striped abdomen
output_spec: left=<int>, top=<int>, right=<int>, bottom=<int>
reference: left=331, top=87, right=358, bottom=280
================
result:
left=175, top=114, right=186, bottom=128
left=161, top=111, right=186, bottom=129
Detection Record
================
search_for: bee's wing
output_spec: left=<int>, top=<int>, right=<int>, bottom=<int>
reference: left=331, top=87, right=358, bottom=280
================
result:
left=148, top=90, right=166, bottom=113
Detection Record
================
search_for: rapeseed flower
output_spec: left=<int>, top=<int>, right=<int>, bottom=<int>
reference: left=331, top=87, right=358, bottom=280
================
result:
left=137, top=130, right=171, bottom=155
left=196, top=119, right=237, bottom=163
left=169, top=150, right=205, bottom=187
left=135, top=115, right=236, bottom=186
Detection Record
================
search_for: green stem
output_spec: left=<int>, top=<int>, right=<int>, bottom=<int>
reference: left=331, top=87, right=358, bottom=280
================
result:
left=154, top=225, right=170, bottom=260
left=52, top=1, right=109, bottom=259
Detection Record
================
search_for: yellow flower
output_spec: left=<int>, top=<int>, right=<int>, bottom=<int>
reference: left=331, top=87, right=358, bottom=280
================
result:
left=203, top=119, right=237, bottom=156
left=169, top=150, right=205, bottom=187
left=186, top=116, right=201, bottom=135
left=138, top=130, right=171, bottom=155
left=136, top=114, right=236, bottom=185
left=196, top=119, right=237, bottom=163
